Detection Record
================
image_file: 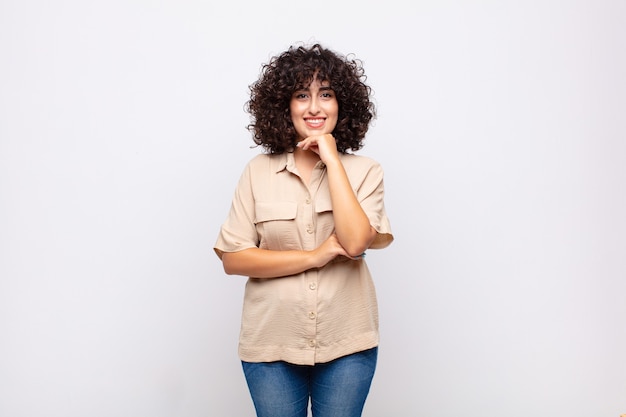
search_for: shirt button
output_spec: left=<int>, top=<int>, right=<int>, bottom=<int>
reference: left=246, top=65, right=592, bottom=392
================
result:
left=309, top=282, right=317, bottom=290
left=306, top=226, right=313, bottom=234
left=308, top=312, right=316, bottom=320
left=308, top=340, right=316, bottom=347
left=305, top=198, right=311, bottom=204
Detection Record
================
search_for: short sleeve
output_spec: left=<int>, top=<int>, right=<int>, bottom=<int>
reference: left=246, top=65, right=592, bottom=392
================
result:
left=355, top=160, right=394, bottom=249
left=214, top=162, right=259, bottom=259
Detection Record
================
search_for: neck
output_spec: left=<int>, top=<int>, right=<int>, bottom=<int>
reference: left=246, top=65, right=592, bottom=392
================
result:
left=293, top=146, right=321, bottom=185
left=293, top=146, right=320, bottom=163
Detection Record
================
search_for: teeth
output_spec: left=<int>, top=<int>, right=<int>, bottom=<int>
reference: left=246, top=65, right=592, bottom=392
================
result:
left=306, top=119, right=324, bottom=124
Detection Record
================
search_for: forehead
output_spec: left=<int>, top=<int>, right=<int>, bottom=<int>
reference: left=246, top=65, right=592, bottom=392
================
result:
left=295, top=75, right=331, bottom=90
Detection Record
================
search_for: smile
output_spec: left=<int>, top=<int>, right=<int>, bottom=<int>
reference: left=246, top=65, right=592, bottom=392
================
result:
left=304, top=118, right=325, bottom=128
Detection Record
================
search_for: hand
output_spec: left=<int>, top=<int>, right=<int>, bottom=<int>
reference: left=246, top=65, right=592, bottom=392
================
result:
left=296, top=134, right=339, bottom=165
left=311, top=233, right=358, bottom=268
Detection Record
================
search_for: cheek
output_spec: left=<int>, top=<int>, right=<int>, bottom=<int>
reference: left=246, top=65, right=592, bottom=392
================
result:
left=327, top=103, right=339, bottom=121
left=289, top=102, right=302, bottom=119
left=288, top=106, right=297, bottom=124
left=327, top=101, right=339, bottom=118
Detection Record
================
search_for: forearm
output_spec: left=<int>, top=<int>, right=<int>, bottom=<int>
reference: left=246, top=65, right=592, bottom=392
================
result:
left=324, top=159, right=376, bottom=256
left=221, top=247, right=318, bottom=278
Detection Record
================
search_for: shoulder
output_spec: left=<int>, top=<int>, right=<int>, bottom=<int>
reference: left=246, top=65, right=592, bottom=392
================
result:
left=339, top=153, right=386, bottom=187
left=339, top=153, right=383, bottom=170
left=244, top=153, right=286, bottom=172
left=247, top=153, right=272, bottom=165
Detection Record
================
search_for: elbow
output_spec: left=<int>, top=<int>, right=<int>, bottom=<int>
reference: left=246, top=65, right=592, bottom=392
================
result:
left=223, top=263, right=241, bottom=276
left=343, top=237, right=372, bottom=258
left=345, top=244, right=369, bottom=258
left=342, top=227, right=377, bottom=258
left=221, top=253, right=239, bottom=275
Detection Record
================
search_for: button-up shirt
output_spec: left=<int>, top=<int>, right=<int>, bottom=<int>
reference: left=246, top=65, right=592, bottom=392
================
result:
left=214, top=151, right=393, bottom=365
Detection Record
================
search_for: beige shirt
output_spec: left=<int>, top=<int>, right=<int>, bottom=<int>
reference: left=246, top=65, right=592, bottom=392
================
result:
left=214, top=151, right=393, bottom=365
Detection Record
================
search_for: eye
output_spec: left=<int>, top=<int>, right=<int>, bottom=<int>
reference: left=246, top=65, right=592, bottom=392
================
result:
left=319, top=89, right=335, bottom=99
left=293, top=91, right=309, bottom=100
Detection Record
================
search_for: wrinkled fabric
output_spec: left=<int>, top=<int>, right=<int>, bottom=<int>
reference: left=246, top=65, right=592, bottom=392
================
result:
left=215, top=152, right=393, bottom=365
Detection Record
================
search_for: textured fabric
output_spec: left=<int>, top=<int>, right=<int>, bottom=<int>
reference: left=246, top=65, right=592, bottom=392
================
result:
left=214, top=151, right=393, bottom=365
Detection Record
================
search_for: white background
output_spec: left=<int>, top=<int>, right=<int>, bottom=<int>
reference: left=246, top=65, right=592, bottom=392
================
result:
left=1, top=0, right=625, bottom=416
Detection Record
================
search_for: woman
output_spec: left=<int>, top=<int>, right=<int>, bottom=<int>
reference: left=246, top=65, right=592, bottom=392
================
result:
left=214, top=43, right=393, bottom=417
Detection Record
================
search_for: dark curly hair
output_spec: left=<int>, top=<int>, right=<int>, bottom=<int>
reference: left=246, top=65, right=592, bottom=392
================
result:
left=245, top=43, right=376, bottom=154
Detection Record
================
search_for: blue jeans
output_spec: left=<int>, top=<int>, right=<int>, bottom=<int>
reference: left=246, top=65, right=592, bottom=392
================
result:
left=241, top=347, right=378, bottom=417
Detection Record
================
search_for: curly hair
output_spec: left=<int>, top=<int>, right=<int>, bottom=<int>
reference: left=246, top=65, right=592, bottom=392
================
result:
left=245, top=44, right=376, bottom=154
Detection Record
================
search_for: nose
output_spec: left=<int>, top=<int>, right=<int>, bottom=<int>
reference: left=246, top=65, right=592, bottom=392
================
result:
left=307, top=96, right=320, bottom=114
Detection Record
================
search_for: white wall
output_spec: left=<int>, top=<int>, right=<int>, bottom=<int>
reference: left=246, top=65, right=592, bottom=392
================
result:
left=1, top=1, right=625, bottom=416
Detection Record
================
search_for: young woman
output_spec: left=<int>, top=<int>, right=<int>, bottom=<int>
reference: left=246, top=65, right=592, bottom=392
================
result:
left=214, top=43, right=394, bottom=417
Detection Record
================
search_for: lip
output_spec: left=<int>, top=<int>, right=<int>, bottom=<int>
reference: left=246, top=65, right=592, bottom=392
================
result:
left=304, top=118, right=326, bottom=129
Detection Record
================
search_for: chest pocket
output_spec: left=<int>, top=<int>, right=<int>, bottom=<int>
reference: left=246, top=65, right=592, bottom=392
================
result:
left=254, top=201, right=298, bottom=250
left=314, top=198, right=333, bottom=214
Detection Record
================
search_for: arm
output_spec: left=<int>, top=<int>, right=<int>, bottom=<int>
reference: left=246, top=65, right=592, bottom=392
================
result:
left=297, top=135, right=376, bottom=257
left=324, top=157, right=377, bottom=256
left=220, top=233, right=354, bottom=278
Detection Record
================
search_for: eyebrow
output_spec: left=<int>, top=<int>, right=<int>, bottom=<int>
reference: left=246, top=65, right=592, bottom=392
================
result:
left=293, top=85, right=334, bottom=95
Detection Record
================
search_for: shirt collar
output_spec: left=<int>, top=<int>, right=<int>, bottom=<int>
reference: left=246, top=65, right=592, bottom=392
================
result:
left=273, top=151, right=328, bottom=174
left=274, top=152, right=295, bottom=174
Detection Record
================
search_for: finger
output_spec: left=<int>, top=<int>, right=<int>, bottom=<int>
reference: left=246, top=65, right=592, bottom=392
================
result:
left=297, top=137, right=316, bottom=150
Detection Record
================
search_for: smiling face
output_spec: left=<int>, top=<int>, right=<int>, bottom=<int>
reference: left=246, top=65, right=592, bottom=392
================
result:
left=290, top=77, right=339, bottom=141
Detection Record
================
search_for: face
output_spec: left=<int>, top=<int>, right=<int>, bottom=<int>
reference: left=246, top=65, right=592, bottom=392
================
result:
left=290, top=78, right=338, bottom=141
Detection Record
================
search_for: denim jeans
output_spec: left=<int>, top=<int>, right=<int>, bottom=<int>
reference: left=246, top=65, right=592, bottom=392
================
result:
left=241, top=347, right=378, bottom=417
